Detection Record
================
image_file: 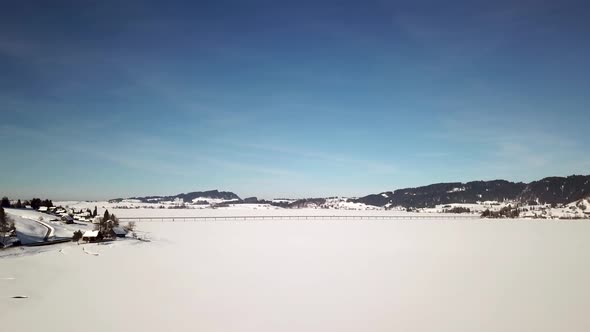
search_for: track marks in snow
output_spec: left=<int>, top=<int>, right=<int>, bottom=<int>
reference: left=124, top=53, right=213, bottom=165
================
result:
left=82, top=246, right=99, bottom=256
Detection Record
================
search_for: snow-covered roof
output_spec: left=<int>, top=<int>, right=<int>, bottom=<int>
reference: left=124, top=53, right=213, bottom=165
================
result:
left=82, top=230, right=99, bottom=238
left=38, top=206, right=48, bottom=212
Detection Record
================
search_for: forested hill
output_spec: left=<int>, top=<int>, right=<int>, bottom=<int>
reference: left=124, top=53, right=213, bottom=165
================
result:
left=353, top=175, right=590, bottom=208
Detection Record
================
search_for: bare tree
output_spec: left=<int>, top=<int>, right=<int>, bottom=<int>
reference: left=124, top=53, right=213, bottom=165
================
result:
left=124, top=221, right=136, bottom=232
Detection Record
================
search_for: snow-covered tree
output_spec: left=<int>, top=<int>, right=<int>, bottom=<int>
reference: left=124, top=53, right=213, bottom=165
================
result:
left=124, top=221, right=136, bottom=232
left=94, top=210, right=111, bottom=233
left=0, top=207, right=16, bottom=244
left=109, top=213, right=120, bottom=227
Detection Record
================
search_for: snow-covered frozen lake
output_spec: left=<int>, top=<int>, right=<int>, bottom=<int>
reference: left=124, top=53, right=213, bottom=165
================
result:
left=1, top=218, right=590, bottom=332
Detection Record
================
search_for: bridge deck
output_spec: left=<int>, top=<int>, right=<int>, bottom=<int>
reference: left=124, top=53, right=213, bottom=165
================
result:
left=118, top=215, right=477, bottom=222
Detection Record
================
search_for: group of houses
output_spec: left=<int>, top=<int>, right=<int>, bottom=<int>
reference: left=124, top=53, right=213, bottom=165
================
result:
left=41, top=206, right=93, bottom=224
left=519, top=204, right=590, bottom=219
left=38, top=206, right=130, bottom=242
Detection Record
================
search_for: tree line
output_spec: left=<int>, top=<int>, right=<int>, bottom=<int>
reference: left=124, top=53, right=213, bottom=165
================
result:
left=1, top=197, right=53, bottom=210
left=481, top=205, right=520, bottom=218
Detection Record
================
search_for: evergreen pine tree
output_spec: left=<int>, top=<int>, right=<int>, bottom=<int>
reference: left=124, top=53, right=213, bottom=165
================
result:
left=110, top=213, right=120, bottom=227
left=1, top=197, right=10, bottom=208
left=0, top=206, right=5, bottom=244
left=0, top=207, right=15, bottom=244
left=0, top=206, right=6, bottom=228
left=30, top=198, right=42, bottom=210
left=93, top=206, right=98, bottom=217
left=15, top=199, right=22, bottom=209
left=99, top=210, right=111, bottom=233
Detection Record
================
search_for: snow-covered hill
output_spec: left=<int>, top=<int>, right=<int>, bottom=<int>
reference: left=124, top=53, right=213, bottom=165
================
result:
left=110, top=189, right=241, bottom=204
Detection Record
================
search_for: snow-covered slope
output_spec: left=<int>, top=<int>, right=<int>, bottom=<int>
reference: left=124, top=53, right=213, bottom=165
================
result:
left=3, top=218, right=590, bottom=331
left=5, top=208, right=93, bottom=240
left=111, top=190, right=241, bottom=204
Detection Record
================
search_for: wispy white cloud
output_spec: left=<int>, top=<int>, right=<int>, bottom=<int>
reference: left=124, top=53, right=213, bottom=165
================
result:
left=0, top=123, right=299, bottom=179
left=237, top=142, right=396, bottom=174
left=0, top=124, right=185, bottom=175
left=201, top=157, right=299, bottom=177
left=414, top=151, right=450, bottom=158
left=431, top=110, right=586, bottom=180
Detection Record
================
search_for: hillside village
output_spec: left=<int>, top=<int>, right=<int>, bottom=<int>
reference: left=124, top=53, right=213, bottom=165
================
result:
left=0, top=197, right=136, bottom=249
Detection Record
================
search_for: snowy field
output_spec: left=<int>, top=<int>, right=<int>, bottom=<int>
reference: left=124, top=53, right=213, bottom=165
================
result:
left=2, top=215, right=590, bottom=332
left=9, top=215, right=49, bottom=245
left=54, top=200, right=459, bottom=218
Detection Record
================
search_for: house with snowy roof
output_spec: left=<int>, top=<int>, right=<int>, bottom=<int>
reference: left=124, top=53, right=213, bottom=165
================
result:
left=61, top=215, right=74, bottom=224
left=82, top=230, right=101, bottom=242
left=110, top=227, right=127, bottom=238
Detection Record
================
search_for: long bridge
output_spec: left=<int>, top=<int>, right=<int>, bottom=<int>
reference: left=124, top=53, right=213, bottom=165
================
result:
left=118, top=215, right=478, bottom=222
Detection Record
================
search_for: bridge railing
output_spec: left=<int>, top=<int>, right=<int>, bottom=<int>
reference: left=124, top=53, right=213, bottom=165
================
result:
left=117, top=215, right=477, bottom=222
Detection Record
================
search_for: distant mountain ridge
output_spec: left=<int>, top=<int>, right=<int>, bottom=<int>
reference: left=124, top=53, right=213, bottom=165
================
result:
left=517, top=175, right=590, bottom=204
left=108, top=175, right=590, bottom=208
left=353, top=175, right=590, bottom=208
left=109, top=190, right=241, bottom=203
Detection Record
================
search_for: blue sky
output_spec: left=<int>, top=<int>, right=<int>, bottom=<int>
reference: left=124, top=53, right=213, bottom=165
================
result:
left=1, top=0, right=589, bottom=200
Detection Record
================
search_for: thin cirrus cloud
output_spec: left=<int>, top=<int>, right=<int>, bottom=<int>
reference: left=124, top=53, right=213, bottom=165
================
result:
left=237, top=142, right=396, bottom=174
left=0, top=123, right=297, bottom=179
left=430, top=111, right=587, bottom=180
